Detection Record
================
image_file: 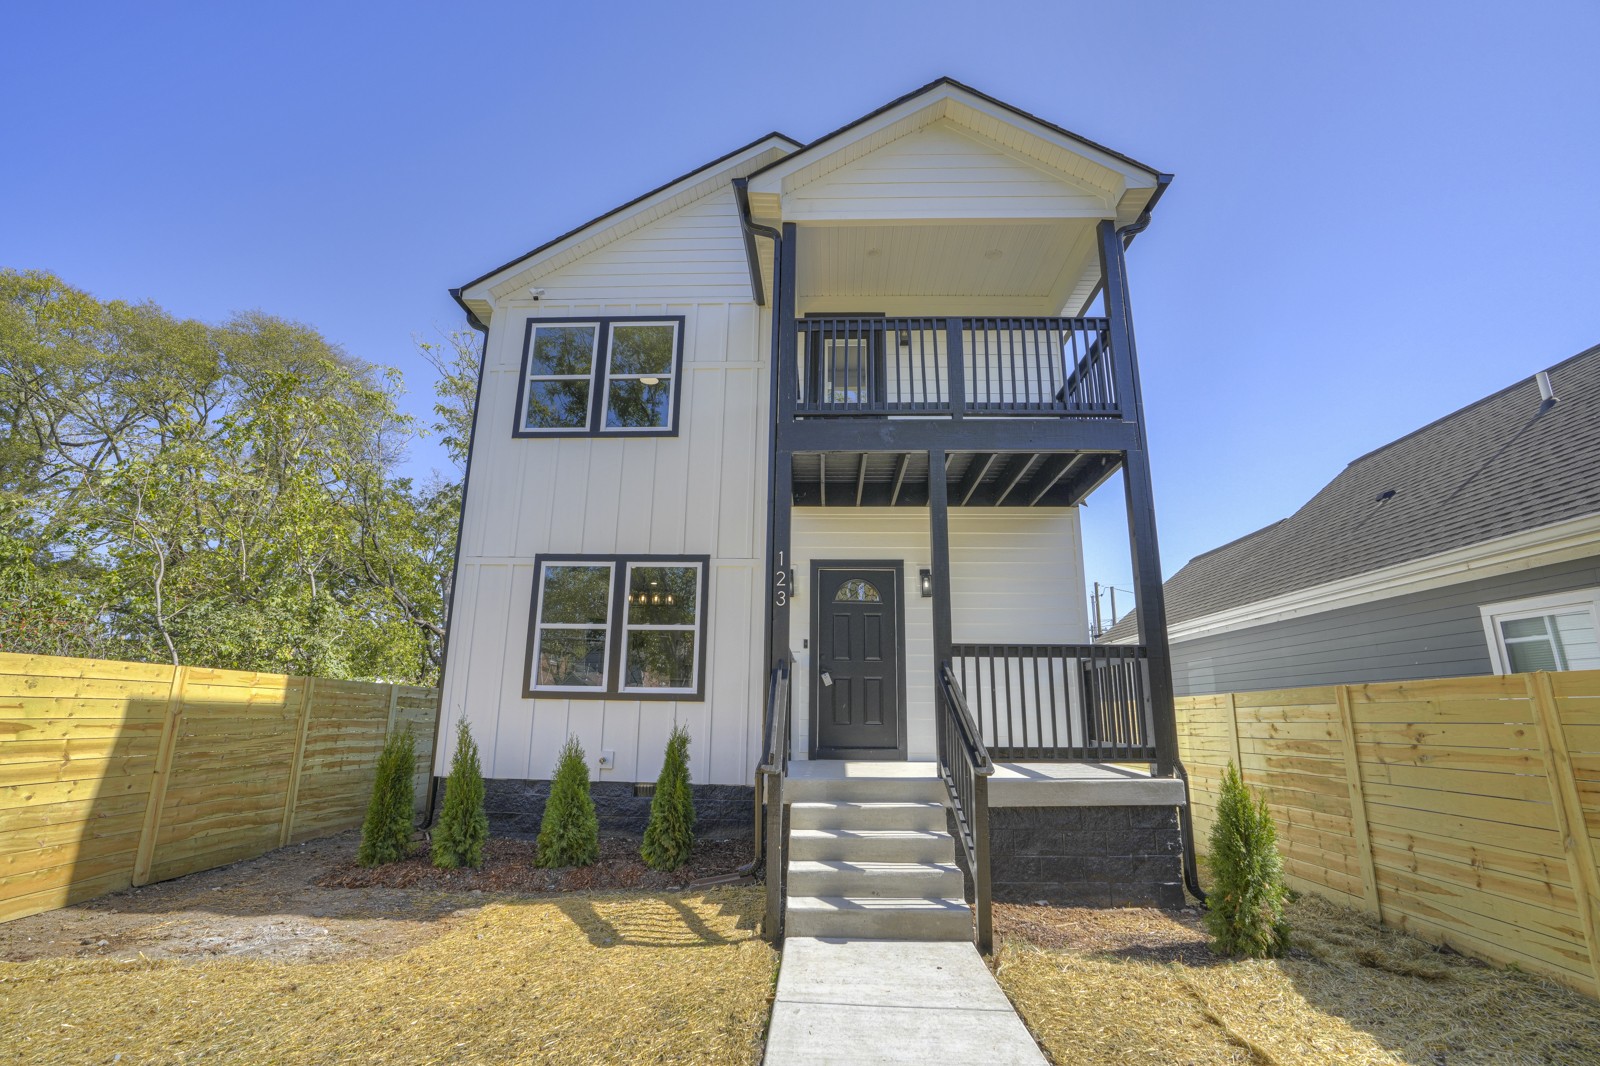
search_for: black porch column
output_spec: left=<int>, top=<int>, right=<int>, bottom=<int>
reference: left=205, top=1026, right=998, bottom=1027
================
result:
left=767, top=223, right=799, bottom=673
left=1096, top=220, right=1179, bottom=777
left=927, top=448, right=953, bottom=669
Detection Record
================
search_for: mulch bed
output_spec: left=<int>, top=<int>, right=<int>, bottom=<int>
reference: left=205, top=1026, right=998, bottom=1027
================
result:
left=994, top=900, right=1221, bottom=967
left=316, top=835, right=753, bottom=894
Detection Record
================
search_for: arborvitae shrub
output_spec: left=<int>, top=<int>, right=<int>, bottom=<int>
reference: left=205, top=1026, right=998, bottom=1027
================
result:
left=1205, top=761, right=1290, bottom=957
left=641, top=724, right=697, bottom=872
left=357, top=727, right=416, bottom=867
left=536, top=736, right=599, bottom=868
left=432, top=718, right=490, bottom=869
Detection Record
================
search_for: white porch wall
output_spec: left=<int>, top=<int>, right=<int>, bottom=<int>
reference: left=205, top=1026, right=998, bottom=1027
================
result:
left=789, top=508, right=1088, bottom=760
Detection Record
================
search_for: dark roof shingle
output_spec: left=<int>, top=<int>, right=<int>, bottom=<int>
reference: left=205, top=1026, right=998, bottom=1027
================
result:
left=1103, top=344, right=1600, bottom=641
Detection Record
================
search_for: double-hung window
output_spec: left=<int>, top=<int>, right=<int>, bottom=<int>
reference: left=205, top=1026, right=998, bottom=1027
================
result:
left=527, top=555, right=708, bottom=700
left=516, top=317, right=684, bottom=436
left=1480, top=589, right=1600, bottom=674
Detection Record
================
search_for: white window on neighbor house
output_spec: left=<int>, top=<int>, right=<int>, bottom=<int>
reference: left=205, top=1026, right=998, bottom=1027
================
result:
left=516, top=318, right=683, bottom=435
left=526, top=555, right=709, bottom=700
left=1480, top=589, right=1600, bottom=674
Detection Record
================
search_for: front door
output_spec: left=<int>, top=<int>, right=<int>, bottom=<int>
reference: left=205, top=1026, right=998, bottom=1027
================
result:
left=813, top=563, right=904, bottom=759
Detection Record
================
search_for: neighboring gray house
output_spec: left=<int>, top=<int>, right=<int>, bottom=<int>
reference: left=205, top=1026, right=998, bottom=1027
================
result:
left=1105, top=344, right=1600, bottom=696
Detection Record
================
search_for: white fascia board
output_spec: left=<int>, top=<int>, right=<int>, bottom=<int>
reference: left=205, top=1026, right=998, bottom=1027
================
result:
left=458, top=134, right=797, bottom=306
left=1168, top=512, right=1600, bottom=643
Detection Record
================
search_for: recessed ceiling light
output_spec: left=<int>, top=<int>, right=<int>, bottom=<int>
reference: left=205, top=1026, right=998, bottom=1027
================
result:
left=983, top=249, right=1004, bottom=260
left=640, top=376, right=660, bottom=386
left=865, top=247, right=881, bottom=257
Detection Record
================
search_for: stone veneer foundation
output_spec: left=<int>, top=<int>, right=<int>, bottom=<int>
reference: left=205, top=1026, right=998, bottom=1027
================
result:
left=428, top=779, right=755, bottom=840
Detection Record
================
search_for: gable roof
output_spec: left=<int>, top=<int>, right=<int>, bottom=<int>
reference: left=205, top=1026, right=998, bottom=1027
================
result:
left=1104, top=343, right=1600, bottom=641
left=452, top=131, right=800, bottom=317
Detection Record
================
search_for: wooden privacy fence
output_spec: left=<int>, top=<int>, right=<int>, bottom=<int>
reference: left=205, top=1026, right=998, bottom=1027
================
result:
left=1176, top=669, right=1600, bottom=998
left=0, top=652, right=438, bottom=924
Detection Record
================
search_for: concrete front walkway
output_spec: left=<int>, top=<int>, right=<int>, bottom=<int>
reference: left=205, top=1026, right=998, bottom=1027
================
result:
left=763, top=937, right=1047, bottom=1065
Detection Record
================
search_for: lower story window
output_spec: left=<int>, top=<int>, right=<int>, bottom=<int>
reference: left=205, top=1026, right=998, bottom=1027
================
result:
left=1480, top=589, right=1600, bottom=674
left=526, top=555, right=708, bottom=700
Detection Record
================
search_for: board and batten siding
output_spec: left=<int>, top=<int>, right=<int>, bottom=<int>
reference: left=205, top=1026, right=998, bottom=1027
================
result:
left=1169, top=554, right=1600, bottom=696
left=781, top=121, right=1112, bottom=222
left=789, top=508, right=1088, bottom=760
left=439, top=181, right=772, bottom=787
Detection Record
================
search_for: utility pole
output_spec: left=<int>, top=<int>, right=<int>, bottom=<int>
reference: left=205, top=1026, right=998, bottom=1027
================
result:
left=1092, top=581, right=1103, bottom=637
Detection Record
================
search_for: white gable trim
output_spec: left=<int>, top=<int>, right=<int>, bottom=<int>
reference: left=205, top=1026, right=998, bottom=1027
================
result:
left=1166, top=512, right=1600, bottom=644
left=458, top=134, right=798, bottom=312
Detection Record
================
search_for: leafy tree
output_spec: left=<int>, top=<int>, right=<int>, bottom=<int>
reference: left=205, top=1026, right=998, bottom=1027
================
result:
left=432, top=718, right=489, bottom=869
left=358, top=727, right=417, bottom=866
left=536, top=737, right=599, bottom=868
left=0, top=269, right=468, bottom=683
left=641, top=724, right=696, bottom=872
left=1205, top=762, right=1290, bottom=957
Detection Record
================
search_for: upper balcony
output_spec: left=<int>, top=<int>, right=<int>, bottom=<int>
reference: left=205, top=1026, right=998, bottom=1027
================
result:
left=792, top=314, right=1120, bottom=420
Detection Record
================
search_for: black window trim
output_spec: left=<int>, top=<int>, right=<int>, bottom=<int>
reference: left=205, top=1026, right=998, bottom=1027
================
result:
left=513, top=315, right=687, bottom=438
left=524, top=553, right=711, bottom=701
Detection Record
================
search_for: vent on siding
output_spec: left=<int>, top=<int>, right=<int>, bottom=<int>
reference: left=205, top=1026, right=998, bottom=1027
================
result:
left=633, top=783, right=657, bottom=798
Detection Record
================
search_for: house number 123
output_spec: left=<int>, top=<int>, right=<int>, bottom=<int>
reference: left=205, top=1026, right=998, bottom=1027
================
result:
left=774, top=552, right=788, bottom=607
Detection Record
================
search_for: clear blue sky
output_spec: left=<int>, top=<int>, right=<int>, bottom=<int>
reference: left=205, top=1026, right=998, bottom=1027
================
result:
left=5, top=1, right=1597, bottom=612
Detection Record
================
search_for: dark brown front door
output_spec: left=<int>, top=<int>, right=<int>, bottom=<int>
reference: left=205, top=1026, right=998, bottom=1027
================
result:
left=813, top=563, right=904, bottom=759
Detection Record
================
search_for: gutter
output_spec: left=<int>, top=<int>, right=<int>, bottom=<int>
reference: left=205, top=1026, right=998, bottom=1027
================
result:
left=421, top=288, right=492, bottom=830
left=1073, top=172, right=1174, bottom=316
left=736, top=176, right=785, bottom=868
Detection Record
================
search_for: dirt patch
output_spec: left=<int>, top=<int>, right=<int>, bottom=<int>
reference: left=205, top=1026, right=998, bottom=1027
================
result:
left=317, top=834, right=752, bottom=894
left=0, top=829, right=753, bottom=967
left=993, top=893, right=1600, bottom=1066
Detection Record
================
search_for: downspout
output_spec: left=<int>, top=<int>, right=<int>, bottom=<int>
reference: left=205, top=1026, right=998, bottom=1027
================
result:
left=420, top=289, right=491, bottom=831
left=735, top=176, right=785, bottom=872
left=1111, top=184, right=1205, bottom=904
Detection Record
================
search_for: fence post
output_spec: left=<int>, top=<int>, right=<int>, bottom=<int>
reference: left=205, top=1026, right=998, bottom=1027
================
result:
left=1334, top=685, right=1380, bottom=916
left=1225, top=692, right=1243, bottom=776
left=278, top=676, right=317, bottom=847
left=133, top=665, right=187, bottom=887
left=1527, top=671, right=1600, bottom=998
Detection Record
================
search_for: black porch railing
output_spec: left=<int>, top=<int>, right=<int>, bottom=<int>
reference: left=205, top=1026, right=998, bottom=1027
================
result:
left=936, top=663, right=993, bottom=953
left=758, top=658, right=791, bottom=942
left=793, top=316, right=1119, bottom=418
left=950, top=643, right=1156, bottom=761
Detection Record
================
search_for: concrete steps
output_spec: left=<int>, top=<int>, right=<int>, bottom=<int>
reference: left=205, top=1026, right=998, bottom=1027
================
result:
left=783, top=765, right=972, bottom=942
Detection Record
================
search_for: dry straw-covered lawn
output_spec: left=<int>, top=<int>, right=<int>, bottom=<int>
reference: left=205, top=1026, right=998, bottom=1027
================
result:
left=993, top=894, right=1600, bottom=1065
left=1, top=888, right=776, bottom=1065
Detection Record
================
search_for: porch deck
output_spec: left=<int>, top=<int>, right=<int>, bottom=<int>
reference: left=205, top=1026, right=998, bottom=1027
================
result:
left=785, top=759, right=1184, bottom=807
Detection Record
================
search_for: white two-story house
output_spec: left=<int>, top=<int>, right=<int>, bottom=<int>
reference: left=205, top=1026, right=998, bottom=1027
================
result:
left=439, top=79, right=1191, bottom=948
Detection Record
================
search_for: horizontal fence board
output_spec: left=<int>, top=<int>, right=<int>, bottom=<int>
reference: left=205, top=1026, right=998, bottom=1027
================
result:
left=1178, top=668, right=1600, bottom=1000
left=0, top=653, right=437, bottom=924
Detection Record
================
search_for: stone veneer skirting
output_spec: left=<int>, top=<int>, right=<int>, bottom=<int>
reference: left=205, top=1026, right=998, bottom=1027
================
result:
left=428, top=779, right=754, bottom=840
left=985, top=805, right=1184, bottom=908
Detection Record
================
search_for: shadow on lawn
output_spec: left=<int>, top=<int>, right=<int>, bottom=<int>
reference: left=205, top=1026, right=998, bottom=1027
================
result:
left=553, top=891, right=761, bottom=949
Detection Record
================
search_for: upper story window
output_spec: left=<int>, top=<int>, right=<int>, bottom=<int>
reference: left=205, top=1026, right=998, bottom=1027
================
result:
left=1480, top=589, right=1600, bottom=674
left=515, top=317, right=685, bottom=437
left=526, top=554, right=709, bottom=700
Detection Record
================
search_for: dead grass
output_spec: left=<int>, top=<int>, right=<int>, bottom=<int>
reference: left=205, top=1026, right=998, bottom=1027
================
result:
left=993, top=894, right=1600, bottom=1065
left=0, top=887, right=776, bottom=1065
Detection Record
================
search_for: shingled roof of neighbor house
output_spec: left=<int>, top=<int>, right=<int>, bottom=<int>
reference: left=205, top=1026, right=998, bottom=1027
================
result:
left=1103, top=343, right=1600, bottom=642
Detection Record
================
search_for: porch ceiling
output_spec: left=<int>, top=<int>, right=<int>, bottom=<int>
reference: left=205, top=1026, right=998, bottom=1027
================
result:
left=793, top=220, right=1100, bottom=316
left=790, top=450, right=1122, bottom=508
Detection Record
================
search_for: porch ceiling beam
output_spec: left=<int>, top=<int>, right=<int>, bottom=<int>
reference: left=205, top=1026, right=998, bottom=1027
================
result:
left=855, top=453, right=868, bottom=506
left=889, top=452, right=910, bottom=507
left=956, top=452, right=997, bottom=506
left=1027, top=453, right=1087, bottom=506
left=777, top=419, right=1138, bottom=454
left=1060, top=454, right=1123, bottom=506
left=991, top=454, right=1036, bottom=506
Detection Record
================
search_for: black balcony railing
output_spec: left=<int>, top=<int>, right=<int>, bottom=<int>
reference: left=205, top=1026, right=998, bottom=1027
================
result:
left=949, top=643, right=1156, bottom=761
left=793, top=316, right=1119, bottom=419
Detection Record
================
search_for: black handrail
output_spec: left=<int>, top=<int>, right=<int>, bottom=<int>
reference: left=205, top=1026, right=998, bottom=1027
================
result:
left=793, top=315, right=1118, bottom=419
left=758, top=658, right=791, bottom=942
left=936, top=663, right=994, bottom=953
left=950, top=643, right=1157, bottom=762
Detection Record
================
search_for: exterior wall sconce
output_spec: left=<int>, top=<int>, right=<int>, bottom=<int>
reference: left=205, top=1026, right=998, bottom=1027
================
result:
left=919, top=568, right=933, bottom=598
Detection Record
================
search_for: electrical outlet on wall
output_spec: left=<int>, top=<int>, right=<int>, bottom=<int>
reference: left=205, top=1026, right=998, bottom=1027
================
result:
left=597, top=750, right=615, bottom=770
